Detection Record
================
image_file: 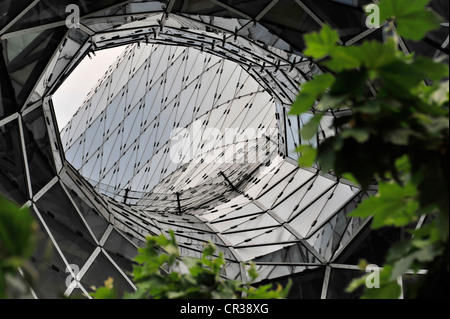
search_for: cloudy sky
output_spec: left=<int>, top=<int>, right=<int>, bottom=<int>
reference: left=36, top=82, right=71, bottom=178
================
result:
left=52, top=46, right=125, bottom=131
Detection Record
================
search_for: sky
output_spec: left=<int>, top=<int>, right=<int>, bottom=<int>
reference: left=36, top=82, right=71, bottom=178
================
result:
left=52, top=46, right=125, bottom=131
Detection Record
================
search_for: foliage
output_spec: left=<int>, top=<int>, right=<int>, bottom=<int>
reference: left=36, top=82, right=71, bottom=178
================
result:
left=289, top=0, right=448, bottom=298
left=91, top=230, right=291, bottom=299
left=0, top=196, right=37, bottom=299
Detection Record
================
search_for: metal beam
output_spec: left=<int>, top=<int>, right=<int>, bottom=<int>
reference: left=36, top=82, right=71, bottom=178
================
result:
left=208, top=0, right=252, bottom=20
left=255, top=0, right=279, bottom=21
left=0, top=0, right=41, bottom=36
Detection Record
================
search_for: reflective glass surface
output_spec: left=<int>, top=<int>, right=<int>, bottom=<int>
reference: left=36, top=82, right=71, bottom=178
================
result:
left=0, top=120, right=28, bottom=203
left=0, top=0, right=447, bottom=299
left=22, top=106, right=56, bottom=194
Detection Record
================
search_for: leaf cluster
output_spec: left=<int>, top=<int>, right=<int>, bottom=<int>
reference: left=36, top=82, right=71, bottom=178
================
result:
left=0, top=196, right=37, bottom=299
left=290, top=0, right=448, bottom=298
left=91, top=231, right=291, bottom=299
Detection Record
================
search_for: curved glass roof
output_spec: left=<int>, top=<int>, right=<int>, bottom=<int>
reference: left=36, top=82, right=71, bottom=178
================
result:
left=0, top=0, right=448, bottom=299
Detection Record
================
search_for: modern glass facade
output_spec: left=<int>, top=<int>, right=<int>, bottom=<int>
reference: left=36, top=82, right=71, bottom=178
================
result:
left=0, top=0, right=448, bottom=299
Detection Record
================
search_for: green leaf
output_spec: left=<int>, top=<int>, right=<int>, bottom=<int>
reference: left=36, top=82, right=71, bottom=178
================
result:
left=341, top=129, right=370, bottom=143
left=341, top=173, right=360, bottom=186
left=348, top=265, right=402, bottom=299
left=246, top=263, right=259, bottom=282
left=378, top=56, right=448, bottom=99
left=296, top=145, right=317, bottom=168
left=391, top=254, right=415, bottom=280
left=394, top=155, right=411, bottom=176
left=202, top=243, right=216, bottom=257
left=349, top=181, right=420, bottom=229
left=396, top=10, right=442, bottom=41
left=316, top=137, right=337, bottom=172
left=361, top=280, right=402, bottom=299
left=0, top=196, right=36, bottom=270
left=90, top=278, right=118, bottom=299
left=90, top=286, right=118, bottom=299
left=290, top=74, right=335, bottom=115
left=301, top=112, right=324, bottom=141
left=414, top=113, right=449, bottom=136
left=428, top=81, right=449, bottom=106
left=317, top=94, right=348, bottom=110
left=360, top=39, right=399, bottom=70
left=353, top=101, right=381, bottom=114
left=346, top=275, right=367, bottom=293
left=167, top=291, right=186, bottom=299
left=378, top=69, right=426, bottom=99
left=382, top=128, right=415, bottom=146
left=378, top=0, right=442, bottom=41
left=323, top=46, right=363, bottom=72
left=94, top=231, right=291, bottom=300
left=412, top=57, right=450, bottom=82
left=390, top=243, right=443, bottom=281
left=303, top=24, right=339, bottom=59
left=328, top=69, right=368, bottom=97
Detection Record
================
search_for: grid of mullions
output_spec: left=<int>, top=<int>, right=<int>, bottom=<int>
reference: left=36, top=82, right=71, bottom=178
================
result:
left=61, top=44, right=281, bottom=204
left=1, top=0, right=446, bottom=299
left=0, top=109, right=138, bottom=299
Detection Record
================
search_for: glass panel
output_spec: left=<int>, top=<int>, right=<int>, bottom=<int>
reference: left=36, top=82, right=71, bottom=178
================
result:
left=260, top=0, right=321, bottom=52
left=255, top=267, right=325, bottom=299
left=1, top=42, right=18, bottom=120
left=235, top=244, right=287, bottom=261
left=223, top=212, right=279, bottom=234
left=206, top=202, right=262, bottom=223
left=103, top=229, right=138, bottom=262
left=235, top=227, right=295, bottom=247
left=402, top=273, right=439, bottom=299
left=83, top=116, right=104, bottom=160
left=7, top=0, right=127, bottom=32
left=0, top=1, right=35, bottom=31
left=38, top=212, right=96, bottom=268
left=0, top=120, right=28, bottom=204
left=327, top=268, right=365, bottom=299
left=65, top=187, right=110, bottom=241
left=303, top=183, right=358, bottom=238
left=3, top=27, right=66, bottom=108
left=35, top=182, right=97, bottom=266
left=22, top=105, right=56, bottom=195
left=306, top=209, right=351, bottom=262
left=225, top=227, right=277, bottom=246
left=69, top=288, right=88, bottom=299
left=3, top=271, right=35, bottom=299
left=254, top=241, right=319, bottom=264
left=302, top=0, right=367, bottom=42
left=335, top=224, right=403, bottom=266
left=31, top=207, right=66, bottom=272
left=405, top=36, right=447, bottom=58
left=286, top=114, right=301, bottom=160
left=180, top=0, right=241, bottom=18
left=105, top=251, right=134, bottom=278
left=81, top=252, right=134, bottom=297
left=30, top=258, right=69, bottom=299
left=38, top=28, right=89, bottom=98
left=226, top=0, right=278, bottom=17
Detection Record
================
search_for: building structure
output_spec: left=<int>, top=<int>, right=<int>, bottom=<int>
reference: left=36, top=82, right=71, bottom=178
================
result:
left=0, top=0, right=448, bottom=298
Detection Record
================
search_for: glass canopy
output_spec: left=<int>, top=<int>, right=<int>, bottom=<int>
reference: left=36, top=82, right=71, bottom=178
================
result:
left=0, top=0, right=448, bottom=299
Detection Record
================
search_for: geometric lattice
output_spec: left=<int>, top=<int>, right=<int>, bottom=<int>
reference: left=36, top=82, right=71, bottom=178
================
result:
left=61, top=44, right=280, bottom=203
left=1, top=0, right=447, bottom=299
